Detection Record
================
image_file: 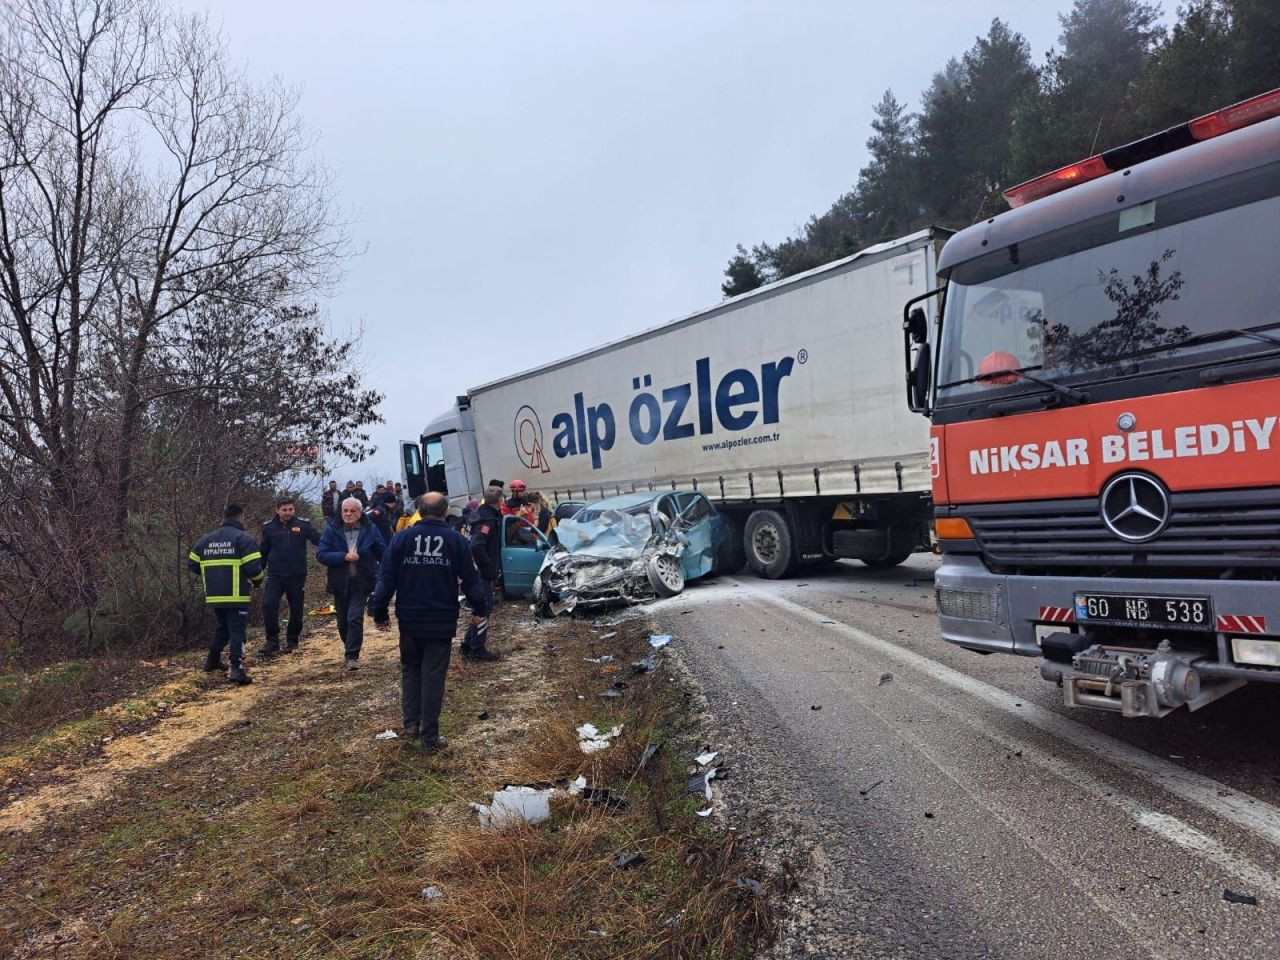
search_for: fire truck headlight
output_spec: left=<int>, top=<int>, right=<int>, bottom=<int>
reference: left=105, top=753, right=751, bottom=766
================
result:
left=1231, top=636, right=1280, bottom=667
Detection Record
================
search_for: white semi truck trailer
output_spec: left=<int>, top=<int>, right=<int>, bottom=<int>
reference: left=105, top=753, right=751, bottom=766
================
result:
left=402, top=228, right=946, bottom=578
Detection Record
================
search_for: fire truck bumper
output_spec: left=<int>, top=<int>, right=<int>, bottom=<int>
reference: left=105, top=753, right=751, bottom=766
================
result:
left=933, top=555, right=1280, bottom=679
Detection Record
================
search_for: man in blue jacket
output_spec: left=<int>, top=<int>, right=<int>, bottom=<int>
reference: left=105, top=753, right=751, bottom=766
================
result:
left=317, top=497, right=386, bottom=670
left=188, top=504, right=265, bottom=685
left=371, top=492, right=489, bottom=753
left=259, top=495, right=322, bottom=657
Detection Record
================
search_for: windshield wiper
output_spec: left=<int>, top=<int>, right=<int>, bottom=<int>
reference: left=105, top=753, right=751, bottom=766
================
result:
left=940, top=365, right=1089, bottom=405
left=1110, top=321, right=1280, bottom=364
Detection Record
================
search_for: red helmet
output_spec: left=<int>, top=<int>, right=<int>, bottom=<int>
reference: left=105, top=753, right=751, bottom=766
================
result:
left=976, top=351, right=1021, bottom=386
left=509, top=479, right=526, bottom=490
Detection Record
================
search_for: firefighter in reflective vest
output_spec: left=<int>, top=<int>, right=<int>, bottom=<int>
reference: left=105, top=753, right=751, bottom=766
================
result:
left=188, top=503, right=265, bottom=685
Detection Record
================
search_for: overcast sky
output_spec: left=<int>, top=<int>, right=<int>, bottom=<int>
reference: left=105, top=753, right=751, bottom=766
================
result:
left=212, top=0, right=1069, bottom=484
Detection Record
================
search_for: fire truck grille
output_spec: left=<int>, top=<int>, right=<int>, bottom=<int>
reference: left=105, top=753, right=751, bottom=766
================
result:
left=963, top=487, right=1280, bottom=573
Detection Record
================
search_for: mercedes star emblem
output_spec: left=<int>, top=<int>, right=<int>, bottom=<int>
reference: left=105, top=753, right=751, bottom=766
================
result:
left=1116, top=412, right=1136, bottom=431
left=1100, top=473, right=1170, bottom=542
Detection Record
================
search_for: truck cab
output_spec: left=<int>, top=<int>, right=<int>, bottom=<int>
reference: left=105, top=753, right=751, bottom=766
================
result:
left=907, top=88, right=1280, bottom=718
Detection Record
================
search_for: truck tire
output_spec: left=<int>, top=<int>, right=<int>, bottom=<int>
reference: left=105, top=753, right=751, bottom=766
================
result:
left=860, top=548, right=913, bottom=569
left=647, top=553, right=685, bottom=597
left=745, top=509, right=797, bottom=579
left=716, top=515, right=748, bottom=575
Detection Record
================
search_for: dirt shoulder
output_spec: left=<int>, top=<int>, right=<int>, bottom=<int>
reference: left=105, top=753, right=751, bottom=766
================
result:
left=0, top=603, right=773, bottom=959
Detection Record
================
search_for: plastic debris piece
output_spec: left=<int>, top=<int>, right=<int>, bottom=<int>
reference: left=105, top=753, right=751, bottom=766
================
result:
left=649, top=634, right=673, bottom=649
left=1224, top=889, right=1258, bottom=905
left=735, top=877, right=765, bottom=896
left=663, top=912, right=683, bottom=927
left=638, top=742, right=659, bottom=769
left=584, top=655, right=615, bottom=664
left=878, top=672, right=894, bottom=686
left=599, top=631, right=618, bottom=641
left=858, top=779, right=884, bottom=797
left=472, top=786, right=554, bottom=829
left=614, top=851, right=647, bottom=869
left=599, top=689, right=623, bottom=699
left=477, top=710, right=489, bottom=720
left=567, top=775, right=588, bottom=796
left=632, top=654, right=660, bottom=674
left=696, top=807, right=713, bottom=817
left=420, top=886, right=444, bottom=900
left=695, top=751, right=719, bottom=766
left=587, top=929, right=610, bottom=937
left=577, top=722, right=623, bottom=754
left=374, top=729, right=399, bottom=741
left=810, top=704, right=822, bottom=711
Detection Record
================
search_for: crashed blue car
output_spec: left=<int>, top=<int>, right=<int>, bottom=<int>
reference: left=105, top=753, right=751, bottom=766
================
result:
left=534, top=490, right=725, bottom=615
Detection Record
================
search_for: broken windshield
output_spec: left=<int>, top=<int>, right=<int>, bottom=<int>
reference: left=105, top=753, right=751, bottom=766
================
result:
left=937, top=162, right=1280, bottom=402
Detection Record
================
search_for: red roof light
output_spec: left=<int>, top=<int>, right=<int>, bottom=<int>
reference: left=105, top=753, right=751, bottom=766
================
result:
left=1003, top=155, right=1110, bottom=209
left=1188, top=88, right=1280, bottom=140
left=1002, top=87, right=1280, bottom=209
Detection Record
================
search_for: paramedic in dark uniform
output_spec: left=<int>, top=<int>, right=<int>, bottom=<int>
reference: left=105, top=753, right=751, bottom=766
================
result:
left=188, top=504, right=265, bottom=685
left=370, top=493, right=489, bottom=753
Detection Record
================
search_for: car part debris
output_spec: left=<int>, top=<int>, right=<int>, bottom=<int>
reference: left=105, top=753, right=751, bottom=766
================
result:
left=470, top=786, right=554, bottom=829
left=614, top=851, right=647, bottom=869
left=638, top=742, right=659, bottom=769
left=632, top=654, right=659, bottom=674
left=477, top=710, right=489, bottom=720
left=695, top=750, right=719, bottom=766
left=696, top=807, right=713, bottom=817
left=688, top=768, right=716, bottom=800
left=374, top=729, right=399, bottom=741
left=577, top=722, right=623, bottom=754
left=581, top=786, right=630, bottom=811
left=810, top=704, right=822, bottom=711
left=1224, top=889, right=1258, bottom=905
left=650, top=635, right=673, bottom=649
left=878, top=672, right=894, bottom=686
left=858, top=779, right=884, bottom=797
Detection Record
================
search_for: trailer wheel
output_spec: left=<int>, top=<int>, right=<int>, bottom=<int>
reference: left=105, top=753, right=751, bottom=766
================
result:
left=716, top=515, right=747, bottom=575
left=745, top=510, right=797, bottom=579
left=860, top=549, right=913, bottom=569
left=647, top=554, right=685, bottom=597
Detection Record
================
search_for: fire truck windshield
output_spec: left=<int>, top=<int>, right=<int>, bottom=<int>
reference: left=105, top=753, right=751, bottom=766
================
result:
left=936, top=162, right=1280, bottom=403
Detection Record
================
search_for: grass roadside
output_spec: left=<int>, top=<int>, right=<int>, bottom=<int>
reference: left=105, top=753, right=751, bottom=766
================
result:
left=0, top=606, right=775, bottom=959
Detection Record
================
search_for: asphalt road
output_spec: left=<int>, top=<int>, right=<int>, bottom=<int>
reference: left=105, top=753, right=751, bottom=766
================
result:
left=654, top=556, right=1280, bottom=960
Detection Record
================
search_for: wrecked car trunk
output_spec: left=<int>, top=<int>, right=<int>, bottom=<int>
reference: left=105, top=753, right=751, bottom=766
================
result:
left=534, top=492, right=724, bottom=616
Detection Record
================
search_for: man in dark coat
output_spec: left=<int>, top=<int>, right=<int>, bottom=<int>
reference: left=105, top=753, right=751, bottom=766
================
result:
left=462, top=485, right=504, bottom=662
left=259, top=495, right=322, bottom=656
left=371, top=493, right=489, bottom=753
left=317, top=497, right=385, bottom=669
left=188, top=504, right=264, bottom=684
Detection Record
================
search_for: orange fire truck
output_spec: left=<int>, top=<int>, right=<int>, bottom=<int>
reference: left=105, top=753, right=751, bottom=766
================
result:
left=904, top=88, right=1280, bottom=718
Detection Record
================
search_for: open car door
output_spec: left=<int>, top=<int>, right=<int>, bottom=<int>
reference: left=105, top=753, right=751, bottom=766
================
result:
left=500, top=516, right=551, bottom=596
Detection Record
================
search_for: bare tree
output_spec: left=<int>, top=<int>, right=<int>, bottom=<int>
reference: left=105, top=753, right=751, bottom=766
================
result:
left=0, top=0, right=378, bottom=661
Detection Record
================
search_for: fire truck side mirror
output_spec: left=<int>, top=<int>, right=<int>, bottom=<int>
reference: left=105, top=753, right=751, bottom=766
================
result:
left=908, top=341, right=932, bottom=413
left=906, top=306, right=928, bottom=344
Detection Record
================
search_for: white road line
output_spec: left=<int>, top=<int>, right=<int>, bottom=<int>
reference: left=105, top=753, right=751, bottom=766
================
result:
left=734, top=580, right=1280, bottom=852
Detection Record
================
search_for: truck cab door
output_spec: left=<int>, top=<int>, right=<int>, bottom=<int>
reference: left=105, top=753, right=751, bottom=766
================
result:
left=401, top=441, right=425, bottom=499
left=500, top=516, right=551, bottom=596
